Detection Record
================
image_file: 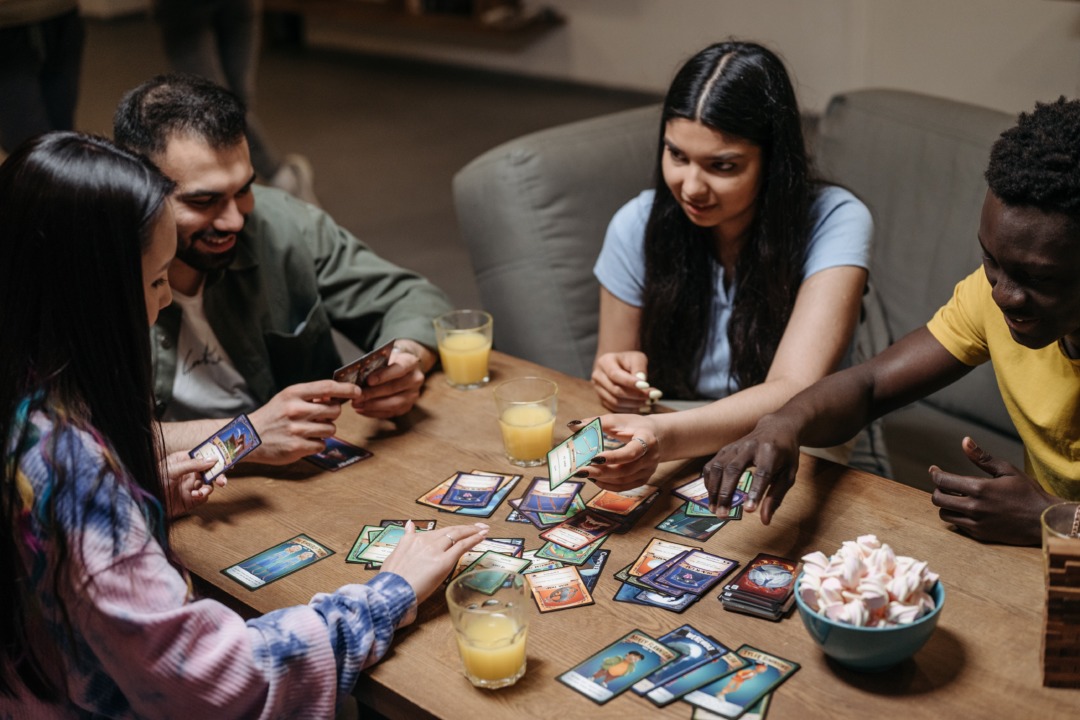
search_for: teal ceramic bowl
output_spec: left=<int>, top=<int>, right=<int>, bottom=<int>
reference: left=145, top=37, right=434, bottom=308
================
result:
left=795, top=575, right=944, bottom=672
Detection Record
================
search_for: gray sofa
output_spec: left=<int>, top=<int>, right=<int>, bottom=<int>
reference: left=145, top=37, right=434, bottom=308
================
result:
left=452, top=89, right=1024, bottom=489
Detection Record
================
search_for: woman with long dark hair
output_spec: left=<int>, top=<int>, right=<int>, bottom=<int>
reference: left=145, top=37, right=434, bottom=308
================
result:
left=0, top=132, right=486, bottom=717
left=581, top=41, right=871, bottom=487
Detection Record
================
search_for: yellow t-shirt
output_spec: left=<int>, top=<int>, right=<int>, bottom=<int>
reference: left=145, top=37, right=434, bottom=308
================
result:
left=927, top=269, right=1080, bottom=500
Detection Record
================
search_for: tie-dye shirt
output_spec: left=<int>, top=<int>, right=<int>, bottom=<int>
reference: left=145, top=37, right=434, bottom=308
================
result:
left=2, top=408, right=417, bottom=719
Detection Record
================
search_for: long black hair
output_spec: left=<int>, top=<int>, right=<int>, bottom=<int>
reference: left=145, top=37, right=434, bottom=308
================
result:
left=0, top=132, right=176, bottom=699
left=640, top=40, right=815, bottom=397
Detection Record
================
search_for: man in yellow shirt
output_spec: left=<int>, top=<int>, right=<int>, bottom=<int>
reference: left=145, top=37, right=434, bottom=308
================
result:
left=702, top=97, right=1080, bottom=546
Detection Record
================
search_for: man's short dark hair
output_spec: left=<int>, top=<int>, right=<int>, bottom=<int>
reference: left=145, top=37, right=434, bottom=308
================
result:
left=986, top=96, right=1080, bottom=220
left=113, top=73, right=247, bottom=158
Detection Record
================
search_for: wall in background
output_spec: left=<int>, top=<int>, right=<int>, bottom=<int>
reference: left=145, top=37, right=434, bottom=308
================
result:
left=308, top=0, right=1080, bottom=115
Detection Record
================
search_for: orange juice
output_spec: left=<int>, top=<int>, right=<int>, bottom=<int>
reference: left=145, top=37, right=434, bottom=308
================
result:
left=438, top=331, right=491, bottom=387
left=456, top=614, right=527, bottom=684
left=499, top=403, right=555, bottom=463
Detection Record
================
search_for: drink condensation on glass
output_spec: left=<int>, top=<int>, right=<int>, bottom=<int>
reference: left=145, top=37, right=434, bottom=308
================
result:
left=434, top=310, right=493, bottom=389
left=446, top=570, right=530, bottom=689
left=494, top=377, right=557, bottom=467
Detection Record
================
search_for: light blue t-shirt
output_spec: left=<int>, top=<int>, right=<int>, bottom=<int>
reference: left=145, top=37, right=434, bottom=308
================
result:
left=593, top=185, right=872, bottom=399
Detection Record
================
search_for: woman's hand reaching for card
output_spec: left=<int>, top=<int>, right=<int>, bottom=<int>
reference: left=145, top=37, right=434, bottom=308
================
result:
left=567, top=414, right=662, bottom=491
left=163, top=451, right=224, bottom=518
left=381, top=521, right=489, bottom=606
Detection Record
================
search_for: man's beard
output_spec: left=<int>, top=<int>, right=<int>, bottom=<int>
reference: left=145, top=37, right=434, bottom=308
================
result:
left=177, top=226, right=240, bottom=272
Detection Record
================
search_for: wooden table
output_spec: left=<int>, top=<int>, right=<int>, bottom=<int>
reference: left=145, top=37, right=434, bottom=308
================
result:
left=171, top=352, right=1077, bottom=719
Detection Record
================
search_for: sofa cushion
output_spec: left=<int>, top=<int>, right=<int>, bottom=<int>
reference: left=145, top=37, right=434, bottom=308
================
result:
left=816, top=89, right=1019, bottom=442
left=453, top=105, right=660, bottom=378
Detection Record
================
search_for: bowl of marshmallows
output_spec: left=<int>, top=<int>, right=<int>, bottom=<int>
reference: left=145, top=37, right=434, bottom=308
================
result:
left=795, top=534, right=943, bottom=671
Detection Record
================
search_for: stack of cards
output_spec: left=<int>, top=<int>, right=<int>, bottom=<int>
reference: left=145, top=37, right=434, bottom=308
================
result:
left=681, top=645, right=799, bottom=718
left=346, top=519, right=436, bottom=568
left=672, top=471, right=752, bottom=521
left=417, top=469, right=521, bottom=518
left=523, top=546, right=609, bottom=613
left=613, top=539, right=738, bottom=613
left=558, top=625, right=799, bottom=716
left=719, top=553, right=800, bottom=621
left=585, top=485, right=661, bottom=532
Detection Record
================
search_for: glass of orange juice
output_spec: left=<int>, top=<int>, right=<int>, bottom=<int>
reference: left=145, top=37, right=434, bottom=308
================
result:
left=494, top=377, right=557, bottom=467
left=446, top=570, right=530, bottom=689
left=433, top=310, right=493, bottom=389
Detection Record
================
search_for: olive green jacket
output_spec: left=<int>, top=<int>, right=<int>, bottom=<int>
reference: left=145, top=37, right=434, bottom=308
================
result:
left=151, top=186, right=451, bottom=418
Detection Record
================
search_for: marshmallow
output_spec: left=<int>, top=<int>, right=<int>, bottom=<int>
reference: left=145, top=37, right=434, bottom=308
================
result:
left=800, top=534, right=937, bottom=627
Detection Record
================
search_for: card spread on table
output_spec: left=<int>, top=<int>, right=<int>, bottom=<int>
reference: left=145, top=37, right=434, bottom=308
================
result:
left=644, top=649, right=749, bottom=707
left=638, top=550, right=738, bottom=598
left=692, top=695, right=772, bottom=720
left=518, top=476, right=584, bottom=514
left=539, top=510, right=621, bottom=550
left=682, top=645, right=799, bottom=718
left=441, top=472, right=504, bottom=507
left=586, top=485, right=660, bottom=518
left=632, top=625, right=728, bottom=696
left=546, top=417, right=602, bottom=490
left=576, top=548, right=609, bottom=593
left=629, top=538, right=699, bottom=579
left=558, top=629, right=679, bottom=704
left=304, top=436, right=373, bottom=471
left=657, top=503, right=728, bottom=540
left=536, top=493, right=586, bottom=525
left=453, top=471, right=521, bottom=518
left=359, top=519, right=437, bottom=569
left=521, top=549, right=564, bottom=574
left=349, top=524, right=410, bottom=565
left=189, top=414, right=261, bottom=484
left=526, top=565, right=595, bottom=612
left=345, top=525, right=383, bottom=564
left=222, top=533, right=332, bottom=590
left=450, top=538, right=525, bottom=579
left=612, top=582, right=701, bottom=613
left=333, top=337, right=395, bottom=388
left=458, top=551, right=530, bottom=594
left=534, top=536, right=608, bottom=566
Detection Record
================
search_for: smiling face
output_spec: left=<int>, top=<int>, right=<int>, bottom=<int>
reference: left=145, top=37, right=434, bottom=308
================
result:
left=979, top=190, right=1080, bottom=352
left=661, top=117, right=763, bottom=247
left=153, top=133, right=256, bottom=292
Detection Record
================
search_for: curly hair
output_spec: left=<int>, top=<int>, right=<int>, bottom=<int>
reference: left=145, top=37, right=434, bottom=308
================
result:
left=986, top=96, right=1080, bottom=219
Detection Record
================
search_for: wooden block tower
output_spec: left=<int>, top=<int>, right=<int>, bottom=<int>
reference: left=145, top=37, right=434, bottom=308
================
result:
left=1044, top=534, right=1080, bottom=688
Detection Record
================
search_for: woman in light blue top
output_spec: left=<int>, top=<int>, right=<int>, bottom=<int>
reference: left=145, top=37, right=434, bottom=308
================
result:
left=577, top=40, right=872, bottom=489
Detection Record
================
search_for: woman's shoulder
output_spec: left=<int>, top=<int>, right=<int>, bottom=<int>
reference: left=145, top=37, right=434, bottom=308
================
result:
left=812, top=184, right=868, bottom=215
left=611, top=189, right=656, bottom=224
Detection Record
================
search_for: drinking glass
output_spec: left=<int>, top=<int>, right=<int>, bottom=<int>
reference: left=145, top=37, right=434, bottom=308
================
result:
left=434, top=310, right=493, bottom=389
left=446, top=569, right=529, bottom=689
left=494, top=377, right=558, bottom=467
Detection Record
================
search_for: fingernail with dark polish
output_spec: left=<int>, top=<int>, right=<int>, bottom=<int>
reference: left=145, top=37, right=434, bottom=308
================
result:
left=574, top=470, right=589, bottom=478
left=590, top=456, right=607, bottom=465
left=566, top=419, right=583, bottom=427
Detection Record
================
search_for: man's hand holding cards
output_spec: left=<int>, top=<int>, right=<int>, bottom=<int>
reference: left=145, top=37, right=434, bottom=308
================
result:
left=334, top=338, right=431, bottom=419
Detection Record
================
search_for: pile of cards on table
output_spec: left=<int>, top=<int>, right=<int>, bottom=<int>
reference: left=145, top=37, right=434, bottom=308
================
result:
left=613, top=538, right=739, bottom=613
left=719, top=553, right=800, bottom=621
left=416, top=469, right=521, bottom=518
left=558, top=622, right=799, bottom=718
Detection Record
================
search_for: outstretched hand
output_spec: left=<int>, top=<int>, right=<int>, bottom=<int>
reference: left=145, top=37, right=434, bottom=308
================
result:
left=380, top=521, right=489, bottom=605
left=929, top=436, right=1056, bottom=545
left=565, top=415, right=660, bottom=491
left=702, top=414, right=803, bottom=525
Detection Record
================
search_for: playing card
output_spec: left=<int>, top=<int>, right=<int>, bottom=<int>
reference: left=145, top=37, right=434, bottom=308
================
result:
left=441, top=472, right=503, bottom=507
left=642, top=550, right=739, bottom=597
left=656, top=503, right=728, bottom=540
left=534, top=536, right=608, bottom=566
left=222, top=533, right=332, bottom=589
left=682, top=645, right=799, bottom=718
left=632, top=625, right=727, bottom=695
left=526, top=566, right=594, bottom=612
left=644, top=650, right=749, bottom=707
left=304, top=436, right=373, bottom=471
left=539, top=511, right=621, bottom=551
left=518, top=476, right=584, bottom=514
left=333, top=338, right=395, bottom=389
left=189, top=414, right=261, bottom=484
left=547, top=418, right=602, bottom=489
left=558, top=629, right=679, bottom=704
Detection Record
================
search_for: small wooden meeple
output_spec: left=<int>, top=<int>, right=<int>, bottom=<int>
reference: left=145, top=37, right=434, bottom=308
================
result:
left=1043, top=535, right=1080, bottom=688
